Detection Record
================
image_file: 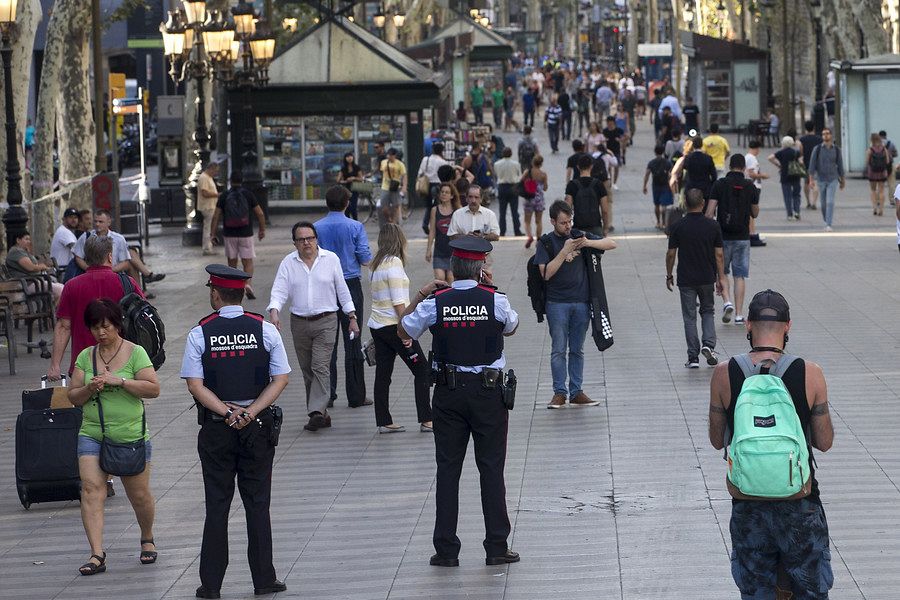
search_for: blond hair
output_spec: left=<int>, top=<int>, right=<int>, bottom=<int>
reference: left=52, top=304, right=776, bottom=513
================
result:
left=370, top=223, right=407, bottom=274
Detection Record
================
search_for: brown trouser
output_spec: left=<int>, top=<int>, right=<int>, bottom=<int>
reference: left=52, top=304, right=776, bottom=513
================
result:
left=290, top=313, right=338, bottom=415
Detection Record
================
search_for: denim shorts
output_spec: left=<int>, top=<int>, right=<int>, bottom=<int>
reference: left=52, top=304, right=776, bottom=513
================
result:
left=77, top=435, right=152, bottom=462
left=652, top=186, right=674, bottom=206
left=730, top=499, right=832, bottom=600
left=723, top=239, right=751, bottom=278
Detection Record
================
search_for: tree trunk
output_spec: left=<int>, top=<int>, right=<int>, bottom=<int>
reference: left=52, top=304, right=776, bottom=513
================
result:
left=0, top=0, right=40, bottom=252
left=824, top=0, right=863, bottom=60
left=56, top=0, right=95, bottom=213
left=850, top=0, right=890, bottom=57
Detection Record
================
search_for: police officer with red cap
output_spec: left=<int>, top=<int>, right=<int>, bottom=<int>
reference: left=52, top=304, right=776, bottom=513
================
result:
left=398, top=237, right=520, bottom=568
left=181, top=265, right=291, bottom=599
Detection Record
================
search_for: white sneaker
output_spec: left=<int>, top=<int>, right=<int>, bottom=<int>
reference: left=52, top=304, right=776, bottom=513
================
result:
left=722, top=303, right=734, bottom=323
left=824, top=225, right=833, bottom=232
left=734, top=315, right=745, bottom=325
left=700, top=346, right=719, bottom=366
left=685, top=360, right=700, bottom=369
left=612, top=183, right=620, bottom=190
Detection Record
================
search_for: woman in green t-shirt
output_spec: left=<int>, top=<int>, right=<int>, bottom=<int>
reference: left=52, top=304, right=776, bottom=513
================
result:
left=68, top=299, right=160, bottom=576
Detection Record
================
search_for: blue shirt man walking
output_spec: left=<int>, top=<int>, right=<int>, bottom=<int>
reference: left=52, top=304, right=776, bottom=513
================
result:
left=315, top=185, right=373, bottom=407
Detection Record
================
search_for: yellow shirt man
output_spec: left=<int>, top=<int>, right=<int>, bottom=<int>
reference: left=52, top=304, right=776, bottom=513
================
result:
left=380, top=155, right=407, bottom=192
left=703, top=130, right=731, bottom=171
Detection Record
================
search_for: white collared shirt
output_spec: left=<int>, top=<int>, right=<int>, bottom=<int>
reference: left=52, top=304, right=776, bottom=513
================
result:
left=266, top=248, right=355, bottom=317
left=417, top=154, right=449, bottom=184
left=446, top=205, right=499, bottom=237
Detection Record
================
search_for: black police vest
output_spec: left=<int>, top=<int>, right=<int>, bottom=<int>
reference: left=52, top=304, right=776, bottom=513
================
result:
left=429, top=285, right=505, bottom=366
left=199, top=311, right=270, bottom=402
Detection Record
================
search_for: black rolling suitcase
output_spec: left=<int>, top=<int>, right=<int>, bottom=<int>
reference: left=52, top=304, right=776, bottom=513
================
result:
left=15, top=406, right=83, bottom=509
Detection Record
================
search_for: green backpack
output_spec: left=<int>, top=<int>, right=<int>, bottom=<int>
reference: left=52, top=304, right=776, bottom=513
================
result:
left=727, top=354, right=811, bottom=499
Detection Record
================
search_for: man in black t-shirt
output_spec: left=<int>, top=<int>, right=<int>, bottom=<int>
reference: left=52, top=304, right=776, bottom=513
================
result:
left=565, top=154, right=609, bottom=236
left=643, top=144, right=674, bottom=230
left=798, top=120, right=823, bottom=209
left=706, top=154, right=760, bottom=325
left=565, top=139, right=589, bottom=182
left=682, top=136, right=718, bottom=202
left=534, top=201, right=617, bottom=408
left=666, top=189, right=724, bottom=368
left=602, top=116, right=624, bottom=160
left=210, top=172, right=267, bottom=299
left=682, top=97, right=700, bottom=133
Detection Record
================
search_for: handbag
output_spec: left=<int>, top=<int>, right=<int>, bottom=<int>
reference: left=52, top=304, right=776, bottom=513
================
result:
left=415, top=157, right=432, bottom=196
left=787, top=159, right=807, bottom=179
left=518, top=168, right=537, bottom=199
left=361, top=338, right=377, bottom=367
left=92, top=347, right=147, bottom=477
left=387, top=162, right=401, bottom=192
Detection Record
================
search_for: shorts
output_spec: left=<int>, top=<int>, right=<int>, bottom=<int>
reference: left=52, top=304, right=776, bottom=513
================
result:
left=652, top=186, right=674, bottom=206
left=723, top=239, right=751, bottom=278
left=381, top=190, right=402, bottom=208
left=523, top=195, right=545, bottom=213
left=730, top=499, right=833, bottom=600
left=224, top=235, right=256, bottom=260
left=432, top=255, right=451, bottom=271
left=78, top=434, right=153, bottom=462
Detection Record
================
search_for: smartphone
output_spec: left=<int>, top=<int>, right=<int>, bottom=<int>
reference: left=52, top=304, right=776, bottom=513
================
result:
left=571, top=230, right=585, bottom=239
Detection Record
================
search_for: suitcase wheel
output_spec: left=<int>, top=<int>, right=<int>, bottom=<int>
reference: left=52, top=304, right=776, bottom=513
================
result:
left=18, top=488, right=30, bottom=510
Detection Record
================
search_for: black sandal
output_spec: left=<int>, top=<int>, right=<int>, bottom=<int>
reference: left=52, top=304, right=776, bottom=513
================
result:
left=140, top=539, right=158, bottom=565
left=79, top=553, right=106, bottom=576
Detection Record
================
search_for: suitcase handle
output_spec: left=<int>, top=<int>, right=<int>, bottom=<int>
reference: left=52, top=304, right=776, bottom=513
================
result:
left=40, top=375, right=67, bottom=389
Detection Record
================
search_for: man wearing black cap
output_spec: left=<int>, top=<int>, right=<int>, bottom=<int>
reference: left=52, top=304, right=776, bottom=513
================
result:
left=51, top=207, right=81, bottom=272
left=181, top=265, right=291, bottom=599
left=708, top=290, right=834, bottom=600
left=398, top=236, right=520, bottom=568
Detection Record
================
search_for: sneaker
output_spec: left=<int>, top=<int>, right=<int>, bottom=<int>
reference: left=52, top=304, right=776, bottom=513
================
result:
left=793, top=214, right=801, bottom=221
left=570, top=392, right=600, bottom=407
left=734, top=315, right=745, bottom=325
left=722, top=303, right=734, bottom=323
left=145, top=272, right=166, bottom=283
left=700, top=346, right=719, bottom=366
left=547, top=393, right=567, bottom=409
left=824, top=225, right=833, bottom=232
left=685, top=360, right=700, bottom=369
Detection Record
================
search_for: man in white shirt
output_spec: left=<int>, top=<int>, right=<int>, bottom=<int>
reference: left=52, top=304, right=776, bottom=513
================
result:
left=72, top=209, right=165, bottom=288
left=447, top=185, right=500, bottom=241
left=417, top=142, right=450, bottom=210
left=493, top=147, right=523, bottom=237
left=744, top=140, right=769, bottom=246
left=51, top=208, right=81, bottom=269
left=267, top=221, right=358, bottom=432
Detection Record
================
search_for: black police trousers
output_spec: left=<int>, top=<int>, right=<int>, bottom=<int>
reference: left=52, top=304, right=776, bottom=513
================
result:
left=432, top=374, right=510, bottom=558
left=198, top=414, right=277, bottom=590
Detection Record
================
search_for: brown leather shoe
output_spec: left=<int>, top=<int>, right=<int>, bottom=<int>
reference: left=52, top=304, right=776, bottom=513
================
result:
left=547, top=393, right=567, bottom=409
left=570, top=392, right=600, bottom=407
left=304, top=412, right=328, bottom=431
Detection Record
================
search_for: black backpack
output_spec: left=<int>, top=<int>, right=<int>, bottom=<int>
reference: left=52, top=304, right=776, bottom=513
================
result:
left=869, top=148, right=888, bottom=172
left=223, top=188, right=251, bottom=229
left=526, top=235, right=554, bottom=323
left=718, top=180, right=752, bottom=236
left=118, top=274, right=166, bottom=370
left=649, top=158, right=672, bottom=187
left=518, top=138, right=536, bottom=169
left=571, top=178, right=602, bottom=229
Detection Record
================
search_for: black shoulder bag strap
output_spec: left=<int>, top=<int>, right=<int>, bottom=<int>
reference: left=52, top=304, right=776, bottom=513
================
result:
left=118, top=272, right=134, bottom=296
left=93, top=346, right=146, bottom=443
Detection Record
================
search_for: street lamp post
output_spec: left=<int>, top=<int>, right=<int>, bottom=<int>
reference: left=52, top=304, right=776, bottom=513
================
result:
left=0, top=0, right=25, bottom=252
left=716, top=0, right=727, bottom=37
left=161, top=0, right=273, bottom=246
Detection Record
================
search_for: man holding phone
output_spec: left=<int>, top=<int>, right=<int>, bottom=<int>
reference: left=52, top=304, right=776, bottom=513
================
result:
left=447, top=184, right=500, bottom=241
left=534, top=201, right=617, bottom=409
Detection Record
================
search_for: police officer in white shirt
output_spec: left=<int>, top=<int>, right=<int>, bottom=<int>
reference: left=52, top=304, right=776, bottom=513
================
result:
left=267, top=221, right=358, bottom=431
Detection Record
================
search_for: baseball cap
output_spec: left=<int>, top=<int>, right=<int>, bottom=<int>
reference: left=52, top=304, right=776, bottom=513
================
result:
left=748, top=289, right=790, bottom=322
left=63, top=208, right=80, bottom=218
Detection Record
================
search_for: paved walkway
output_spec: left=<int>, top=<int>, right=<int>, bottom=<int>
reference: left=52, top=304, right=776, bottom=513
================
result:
left=1, top=115, right=899, bottom=600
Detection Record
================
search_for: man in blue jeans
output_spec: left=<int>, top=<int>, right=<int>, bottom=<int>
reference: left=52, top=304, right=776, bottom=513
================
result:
left=534, top=201, right=617, bottom=409
left=707, top=155, right=760, bottom=325
left=807, top=128, right=845, bottom=232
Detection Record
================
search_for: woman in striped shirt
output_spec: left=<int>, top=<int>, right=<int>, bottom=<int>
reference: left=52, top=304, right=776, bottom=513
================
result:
left=368, top=224, right=434, bottom=433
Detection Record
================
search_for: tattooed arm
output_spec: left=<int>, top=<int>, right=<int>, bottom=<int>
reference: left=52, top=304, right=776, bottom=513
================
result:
left=709, top=362, right=730, bottom=449
left=806, top=361, right=834, bottom=451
